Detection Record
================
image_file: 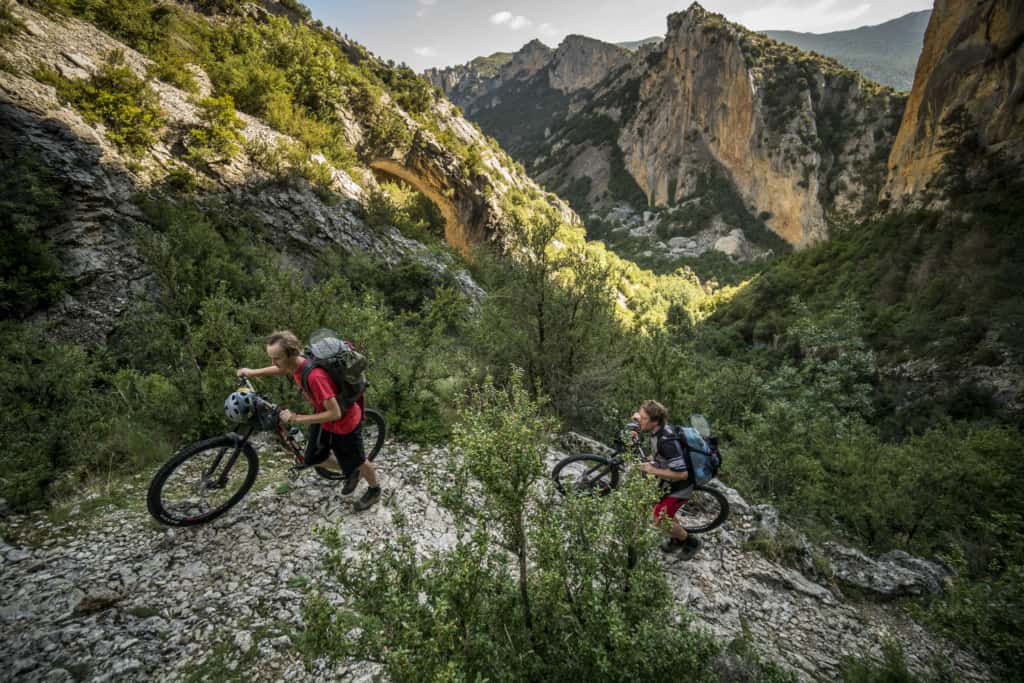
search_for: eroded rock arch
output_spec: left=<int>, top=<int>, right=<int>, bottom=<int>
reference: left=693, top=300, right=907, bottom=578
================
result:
left=369, top=158, right=484, bottom=257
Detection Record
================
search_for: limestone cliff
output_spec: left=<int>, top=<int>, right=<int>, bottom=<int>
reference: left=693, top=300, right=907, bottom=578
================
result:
left=429, top=3, right=907, bottom=248
left=884, top=0, right=1024, bottom=203
left=621, top=6, right=906, bottom=246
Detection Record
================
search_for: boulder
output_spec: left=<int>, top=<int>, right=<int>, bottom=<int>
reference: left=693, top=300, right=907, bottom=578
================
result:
left=823, top=542, right=954, bottom=597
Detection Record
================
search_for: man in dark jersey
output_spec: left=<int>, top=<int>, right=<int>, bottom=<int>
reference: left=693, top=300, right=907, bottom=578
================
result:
left=238, top=330, right=381, bottom=511
left=633, top=400, right=701, bottom=558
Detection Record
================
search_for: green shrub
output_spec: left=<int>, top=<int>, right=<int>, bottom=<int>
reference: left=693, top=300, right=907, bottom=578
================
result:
left=0, top=324, right=174, bottom=511
left=245, top=137, right=336, bottom=196
left=365, top=181, right=445, bottom=244
left=840, top=640, right=952, bottom=683
left=924, top=562, right=1024, bottom=682
left=278, top=0, right=311, bottom=20
left=185, top=95, right=245, bottom=163
left=0, top=0, right=24, bottom=40
left=39, top=50, right=165, bottom=156
left=303, top=372, right=720, bottom=680
left=363, top=104, right=412, bottom=155
left=0, top=147, right=71, bottom=319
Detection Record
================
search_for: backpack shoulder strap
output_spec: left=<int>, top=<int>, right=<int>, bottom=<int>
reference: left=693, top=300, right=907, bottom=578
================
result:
left=300, top=359, right=315, bottom=398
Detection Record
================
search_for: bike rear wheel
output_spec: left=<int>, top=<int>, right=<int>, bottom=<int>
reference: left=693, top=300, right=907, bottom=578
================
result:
left=363, top=408, right=385, bottom=462
left=678, top=485, right=730, bottom=534
left=552, top=454, right=620, bottom=497
left=147, top=434, right=259, bottom=526
left=311, top=408, right=386, bottom=480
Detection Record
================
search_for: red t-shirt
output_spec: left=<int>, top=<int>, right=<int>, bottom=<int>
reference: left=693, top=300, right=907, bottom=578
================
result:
left=292, top=358, right=362, bottom=435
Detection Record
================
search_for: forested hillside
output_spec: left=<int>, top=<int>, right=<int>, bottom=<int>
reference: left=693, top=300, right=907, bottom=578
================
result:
left=765, top=10, right=930, bottom=91
left=1, top=0, right=1022, bottom=680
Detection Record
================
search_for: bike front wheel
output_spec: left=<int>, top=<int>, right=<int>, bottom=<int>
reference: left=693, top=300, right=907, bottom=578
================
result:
left=678, top=485, right=730, bottom=534
left=552, top=454, right=620, bottom=497
left=147, top=435, right=259, bottom=527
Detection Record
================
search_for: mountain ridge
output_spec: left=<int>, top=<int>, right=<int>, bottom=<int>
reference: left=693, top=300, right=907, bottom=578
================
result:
left=427, top=3, right=905, bottom=253
left=763, top=10, right=931, bottom=91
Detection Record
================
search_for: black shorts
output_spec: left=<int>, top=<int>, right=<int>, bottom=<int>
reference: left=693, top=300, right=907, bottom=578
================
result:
left=304, top=423, right=365, bottom=475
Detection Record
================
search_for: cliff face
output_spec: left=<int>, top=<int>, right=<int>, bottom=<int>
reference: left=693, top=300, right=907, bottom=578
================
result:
left=548, top=35, right=631, bottom=93
left=884, top=0, right=1024, bottom=203
left=429, top=4, right=906, bottom=248
left=621, top=7, right=906, bottom=245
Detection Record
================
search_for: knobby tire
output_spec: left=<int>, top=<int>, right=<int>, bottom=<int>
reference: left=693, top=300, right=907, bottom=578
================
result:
left=147, top=434, right=259, bottom=527
left=551, top=454, right=620, bottom=497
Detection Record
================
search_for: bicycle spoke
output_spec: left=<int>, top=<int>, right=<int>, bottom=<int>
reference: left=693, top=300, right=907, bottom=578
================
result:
left=158, top=444, right=253, bottom=522
left=678, top=487, right=729, bottom=533
left=553, top=456, right=617, bottom=497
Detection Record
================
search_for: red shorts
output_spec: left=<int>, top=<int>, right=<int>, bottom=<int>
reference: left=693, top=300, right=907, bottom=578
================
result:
left=653, top=495, right=687, bottom=523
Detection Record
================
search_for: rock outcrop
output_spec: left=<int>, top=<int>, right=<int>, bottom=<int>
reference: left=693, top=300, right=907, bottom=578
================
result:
left=883, top=0, right=1024, bottom=204
left=428, top=3, right=907, bottom=248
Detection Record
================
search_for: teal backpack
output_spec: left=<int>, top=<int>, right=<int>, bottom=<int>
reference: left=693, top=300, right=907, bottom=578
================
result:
left=660, top=425, right=721, bottom=486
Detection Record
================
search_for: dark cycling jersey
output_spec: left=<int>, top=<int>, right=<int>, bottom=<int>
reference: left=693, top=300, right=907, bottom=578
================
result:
left=650, top=425, right=691, bottom=499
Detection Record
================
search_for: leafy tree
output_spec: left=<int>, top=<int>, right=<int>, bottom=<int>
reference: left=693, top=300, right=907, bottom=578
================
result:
left=303, top=371, right=720, bottom=680
left=471, top=196, right=626, bottom=432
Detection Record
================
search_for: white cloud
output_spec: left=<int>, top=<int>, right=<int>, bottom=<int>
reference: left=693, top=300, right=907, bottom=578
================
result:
left=490, top=10, right=532, bottom=30
left=413, top=46, right=439, bottom=57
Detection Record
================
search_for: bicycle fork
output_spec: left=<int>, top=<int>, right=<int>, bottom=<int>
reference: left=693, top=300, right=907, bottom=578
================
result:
left=203, top=429, right=253, bottom=489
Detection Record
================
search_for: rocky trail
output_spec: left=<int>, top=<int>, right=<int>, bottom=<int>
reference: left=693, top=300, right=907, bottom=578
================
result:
left=0, top=437, right=992, bottom=682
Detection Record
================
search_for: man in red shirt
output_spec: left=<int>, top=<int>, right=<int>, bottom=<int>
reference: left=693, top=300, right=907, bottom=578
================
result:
left=238, top=330, right=381, bottom=511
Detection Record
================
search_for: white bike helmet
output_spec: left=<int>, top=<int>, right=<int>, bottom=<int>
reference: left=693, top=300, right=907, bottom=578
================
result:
left=224, top=391, right=255, bottom=423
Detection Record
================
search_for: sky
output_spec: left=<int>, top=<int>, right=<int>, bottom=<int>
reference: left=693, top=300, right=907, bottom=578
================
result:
left=305, top=0, right=934, bottom=72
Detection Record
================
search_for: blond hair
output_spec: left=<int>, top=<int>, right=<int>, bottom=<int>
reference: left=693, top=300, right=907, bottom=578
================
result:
left=266, top=330, right=302, bottom=357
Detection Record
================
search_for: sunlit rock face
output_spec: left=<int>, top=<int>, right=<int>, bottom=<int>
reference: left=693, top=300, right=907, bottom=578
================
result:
left=884, top=0, right=1024, bottom=204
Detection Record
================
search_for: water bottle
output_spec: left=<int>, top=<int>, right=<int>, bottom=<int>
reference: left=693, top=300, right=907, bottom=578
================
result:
left=289, top=426, right=305, bottom=445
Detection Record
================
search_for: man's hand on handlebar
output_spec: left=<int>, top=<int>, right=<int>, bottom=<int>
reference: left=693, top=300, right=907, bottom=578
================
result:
left=236, top=368, right=253, bottom=377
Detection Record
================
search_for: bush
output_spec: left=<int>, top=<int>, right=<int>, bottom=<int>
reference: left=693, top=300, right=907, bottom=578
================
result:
left=185, top=95, right=246, bottom=164
left=0, top=324, right=173, bottom=511
left=0, top=0, right=24, bottom=41
left=39, top=50, right=165, bottom=156
left=365, top=181, right=445, bottom=244
left=0, top=146, right=70, bottom=318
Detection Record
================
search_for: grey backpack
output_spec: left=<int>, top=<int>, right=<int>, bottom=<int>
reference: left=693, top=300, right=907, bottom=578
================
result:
left=300, top=328, right=367, bottom=409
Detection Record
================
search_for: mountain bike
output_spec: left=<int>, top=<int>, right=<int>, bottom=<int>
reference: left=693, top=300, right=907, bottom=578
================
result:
left=551, top=416, right=730, bottom=534
left=146, top=377, right=386, bottom=527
